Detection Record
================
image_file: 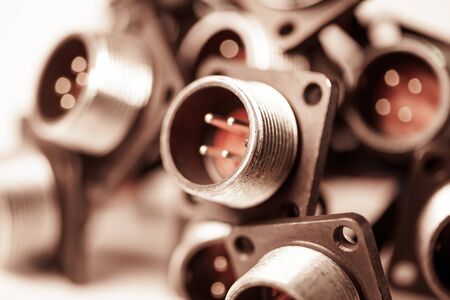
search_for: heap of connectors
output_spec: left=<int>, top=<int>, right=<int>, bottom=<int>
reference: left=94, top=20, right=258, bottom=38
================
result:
left=2, top=0, right=450, bottom=299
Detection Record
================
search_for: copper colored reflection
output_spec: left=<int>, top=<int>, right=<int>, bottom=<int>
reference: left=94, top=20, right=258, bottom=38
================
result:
left=185, top=243, right=236, bottom=300
left=168, top=86, right=249, bottom=184
left=355, top=52, right=440, bottom=138
left=202, top=107, right=249, bottom=179
left=39, top=38, right=89, bottom=119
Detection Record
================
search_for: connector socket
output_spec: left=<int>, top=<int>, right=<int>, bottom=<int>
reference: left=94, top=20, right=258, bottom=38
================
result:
left=30, top=33, right=153, bottom=155
left=161, top=75, right=298, bottom=208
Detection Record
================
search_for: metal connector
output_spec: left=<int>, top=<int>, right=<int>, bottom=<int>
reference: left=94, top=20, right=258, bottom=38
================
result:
left=346, top=37, right=450, bottom=155
left=30, top=33, right=153, bottom=155
left=225, top=214, right=391, bottom=300
left=161, top=75, right=298, bottom=208
left=227, top=245, right=359, bottom=300
left=0, top=147, right=61, bottom=266
left=178, top=10, right=297, bottom=78
left=168, top=221, right=235, bottom=299
left=417, top=182, right=450, bottom=299
left=388, top=142, right=450, bottom=298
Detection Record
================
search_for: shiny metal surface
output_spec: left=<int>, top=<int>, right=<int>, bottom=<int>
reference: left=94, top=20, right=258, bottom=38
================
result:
left=30, top=33, right=153, bottom=155
left=0, top=147, right=61, bottom=266
left=417, top=182, right=450, bottom=299
left=161, top=75, right=298, bottom=208
left=226, top=245, right=360, bottom=300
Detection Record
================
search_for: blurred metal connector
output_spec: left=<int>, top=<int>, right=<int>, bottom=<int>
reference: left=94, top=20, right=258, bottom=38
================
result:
left=0, top=147, right=60, bottom=267
left=346, top=37, right=450, bottom=155
left=160, top=75, right=298, bottom=208
left=30, top=33, right=153, bottom=155
left=233, top=0, right=358, bottom=50
left=168, top=221, right=234, bottom=299
left=417, top=182, right=450, bottom=299
left=178, top=10, right=296, bottom=78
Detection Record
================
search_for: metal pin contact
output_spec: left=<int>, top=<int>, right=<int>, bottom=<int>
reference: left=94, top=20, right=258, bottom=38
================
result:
left=199, top=145, right=243, bottom=161
left=204, top=113, right=249, bottom=135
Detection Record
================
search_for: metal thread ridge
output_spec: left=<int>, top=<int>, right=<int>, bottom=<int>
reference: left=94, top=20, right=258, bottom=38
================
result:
left=226, top=246, right=359, bottom=300
left=203, top=78, right=298, bottom=207
left=162, top=76, right=298, bottom=208
left=32, top=34, right=153, bottom=155
left=0, top=149, right=61, bottom=266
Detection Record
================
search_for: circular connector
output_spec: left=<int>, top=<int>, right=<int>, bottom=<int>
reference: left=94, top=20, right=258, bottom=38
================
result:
left=168, top=222, right=235, bottom=300
left=226, top=246, right=359, bottom=300
left=179, top=11, right=292, bottom=76
left=347, top=38, right=450, bottom=154
left=417, top=182, right=450, bottom=299
left=259, top=0, right=325, bottom=10
left=30, top=33, right=153, bottom=155
left=160, top=75, right=298, bottom=208
left=0, top=148, right=61, bottom=267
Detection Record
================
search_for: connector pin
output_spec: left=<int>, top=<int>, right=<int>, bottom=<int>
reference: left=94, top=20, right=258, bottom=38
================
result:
left=205, top=113, right=249, bottom=134
left=199, top=145, right=242, bottom=161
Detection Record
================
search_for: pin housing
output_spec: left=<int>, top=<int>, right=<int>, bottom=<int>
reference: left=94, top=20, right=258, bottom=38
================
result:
left=0, top=147, right=61, bottom=267
left=30, top=33, right=154, bottom=156
left=161, top=75, right=298, bottom=208
left=168, top=222, right=235, bottom=300
left=346, top=37, right=450, bottom=155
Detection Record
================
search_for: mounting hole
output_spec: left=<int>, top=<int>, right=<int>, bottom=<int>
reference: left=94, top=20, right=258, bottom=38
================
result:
left=303, top=83, right=322, bottom=105
left=164, top=87, right=175, bottom=103
left=423, top=155, right=447, bottom=181
left=234, top=236, right=255, bottom=255
left=281, top=202, right=299, bottom=218
left=334, top=226, right=358, bottom=251
left=278, top=22, right=295, bottom=36
left=391, top=261, right=418, bottom=287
